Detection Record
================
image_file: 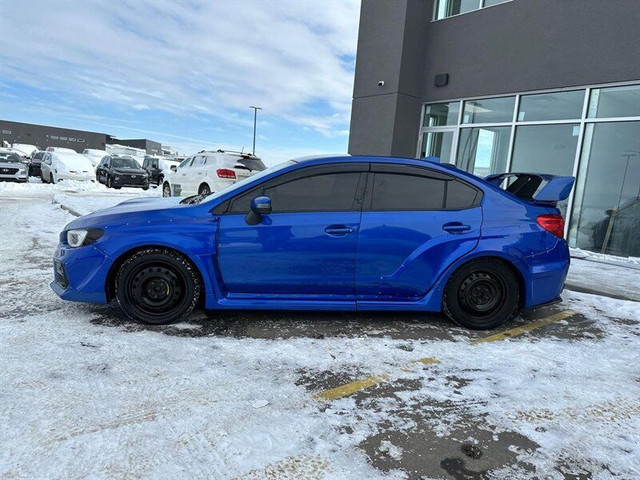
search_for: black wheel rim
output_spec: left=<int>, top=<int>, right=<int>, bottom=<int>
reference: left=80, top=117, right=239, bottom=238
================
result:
left=126, top=263, right=187, bottom=318
left=458, top=271, right=505, bottom=317
left=200, top=186, right=210, bottom=196
left=163, top=184, right=170, bottom=197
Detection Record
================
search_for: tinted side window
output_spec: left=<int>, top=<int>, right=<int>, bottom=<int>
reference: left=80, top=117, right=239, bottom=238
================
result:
left=446, top=180, right=479, bottom=209
left=266, top=173, right=361, bottom=212
left=230, top=173, right=362, bottom=213
left=370, top=173, right=446, bottom=210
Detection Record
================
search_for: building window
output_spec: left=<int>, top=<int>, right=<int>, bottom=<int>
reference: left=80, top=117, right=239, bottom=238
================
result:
left=420, top=131, right=455, bottom=162
left=518, top=90, right=585, bottom=122
left=418, top=81, right=640, bottom=257
left=569, top=121, right=640, bottom=257
left=457, top=126, right=510, bottom=177
left=423, top=102, right=459, bottom=127
left=50, top=135, right=59, bottom=140
left=2, top=130, right=10, bottom=134
left=587, top=84, right=640, bottom=119
left=433, top=0, right=510, bottom=20
left=462, top=96, right=515, bottom=124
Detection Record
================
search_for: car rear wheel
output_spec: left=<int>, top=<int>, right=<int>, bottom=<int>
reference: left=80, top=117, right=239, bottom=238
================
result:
left=115, top=248, right=201, bottom=324
left=163, top=182, right=171, bottom=197
left=442, top=258, right=518, bottom=330
left=198, top=183, right=211, bottom=197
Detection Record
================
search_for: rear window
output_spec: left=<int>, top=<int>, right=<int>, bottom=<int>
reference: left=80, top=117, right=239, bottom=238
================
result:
left=446, top=180, right=480, bottom=209
left=235, top=157, right=266, bottom=172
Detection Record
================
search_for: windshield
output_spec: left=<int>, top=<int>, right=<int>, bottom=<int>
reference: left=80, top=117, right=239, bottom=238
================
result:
left=112, top=157, right=141, bottom=169
left=0, top=153, right=21, bottom=163
left=201, top=160, right=295, bottom=203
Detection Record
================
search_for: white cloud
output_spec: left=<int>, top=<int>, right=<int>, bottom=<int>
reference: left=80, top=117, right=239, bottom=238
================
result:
left=0, top=0, right=360, bottom=137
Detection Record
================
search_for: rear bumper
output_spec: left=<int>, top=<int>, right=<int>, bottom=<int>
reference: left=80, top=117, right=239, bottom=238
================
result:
left=51, top=243, right=111, bottom=304
left=57, top=172, right=94, bottom=182
left=523, top=239, right=570, bottom=308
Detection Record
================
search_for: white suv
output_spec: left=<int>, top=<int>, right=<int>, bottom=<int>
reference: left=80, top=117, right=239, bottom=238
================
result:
left=162, top=150, right=266, bottom=197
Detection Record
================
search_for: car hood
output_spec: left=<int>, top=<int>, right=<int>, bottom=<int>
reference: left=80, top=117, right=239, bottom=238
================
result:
left=112, top=168, right=147, bottom=175
left=65, top=197, right=185, bottom=230
left=0, top=161, right=23, bottom=168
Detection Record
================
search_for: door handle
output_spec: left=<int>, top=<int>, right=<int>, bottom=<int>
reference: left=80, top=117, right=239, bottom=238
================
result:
left=325, top=225, right=356, bottom=236
left=442, top=222, right=471, bottom=234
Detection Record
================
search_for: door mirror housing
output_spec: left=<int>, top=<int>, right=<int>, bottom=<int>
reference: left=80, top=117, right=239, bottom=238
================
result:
left=251, top=196, right=271, bottom=215
left=245, top=196, right=271, bottom=225
left=170, top=165, right=177, bottom=172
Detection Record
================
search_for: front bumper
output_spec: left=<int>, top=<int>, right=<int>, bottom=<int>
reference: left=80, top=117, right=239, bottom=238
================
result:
left=112, top=174, right=149, bottom=188
left=0, top=168, right=28, bottom=182
left=51, top=242, right=111, bottom=304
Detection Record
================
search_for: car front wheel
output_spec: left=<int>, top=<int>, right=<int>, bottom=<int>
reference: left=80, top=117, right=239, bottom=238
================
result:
left=115, top=248, right=201, bottom=324
left=442, top=258, right=519, bottom=330
left=106, top=176, right=112, bottom=188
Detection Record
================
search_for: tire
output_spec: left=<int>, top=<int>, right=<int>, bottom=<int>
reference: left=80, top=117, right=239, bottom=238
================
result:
left=163, top=182, right=171, bottom=197
left=106, top=176, right=112, bottom=188
left=198, top=183, right=211, bottom=197
left=115, top=248, right=201, bottom=324
left=142, top=185, right=149, bottom=191
left=50, top=173, right=56, bottom=184
left=442, top=258, right=519, bottom=330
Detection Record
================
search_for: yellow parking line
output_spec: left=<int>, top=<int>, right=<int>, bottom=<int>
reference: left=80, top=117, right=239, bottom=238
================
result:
left=315, top=310, right=575, bottom=401
left=470, top=310, right=574, bottom=345
left=313, top=374, right=390, bottom=401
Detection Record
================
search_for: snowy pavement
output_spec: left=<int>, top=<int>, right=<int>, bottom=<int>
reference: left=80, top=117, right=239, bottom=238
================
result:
left=1, top=181, right=639, bottom=480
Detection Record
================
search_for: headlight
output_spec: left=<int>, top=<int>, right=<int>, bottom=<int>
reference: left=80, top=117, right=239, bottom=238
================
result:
left=18, top=168, right=26, bottom=174
left=66, top=228, right=104, bottom=247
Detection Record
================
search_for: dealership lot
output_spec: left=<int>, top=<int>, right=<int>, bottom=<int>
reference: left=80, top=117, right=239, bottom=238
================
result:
left=1, top=182, right=639, bottom=479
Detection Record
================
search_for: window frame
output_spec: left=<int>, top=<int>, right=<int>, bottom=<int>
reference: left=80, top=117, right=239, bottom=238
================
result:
left=432, top=0, right=512, bottom=22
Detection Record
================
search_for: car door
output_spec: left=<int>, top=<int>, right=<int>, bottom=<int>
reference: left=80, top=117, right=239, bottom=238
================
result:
left=216, top=164, right=367, bottom=300
left=41, top=153, right=52, bottom=179
left=355, top=164, right=483, bottom=303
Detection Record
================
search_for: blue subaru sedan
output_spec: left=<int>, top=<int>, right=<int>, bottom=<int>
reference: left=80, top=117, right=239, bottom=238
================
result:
left=52, top=155, right=574, bottom=329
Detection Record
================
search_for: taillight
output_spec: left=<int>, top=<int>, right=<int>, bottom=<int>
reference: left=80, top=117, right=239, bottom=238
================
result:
left=216, top=168, right=236, bottom=179
left=537, top=214, right=565, bottom=238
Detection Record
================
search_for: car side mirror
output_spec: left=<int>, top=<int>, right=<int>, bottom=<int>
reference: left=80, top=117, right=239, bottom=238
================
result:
left=170, top=165, right=177, bottom=172
left=245, top=196, right=271, bottom=225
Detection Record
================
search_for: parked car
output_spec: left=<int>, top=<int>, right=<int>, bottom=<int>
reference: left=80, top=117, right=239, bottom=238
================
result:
left=142, top=156, right=181, bottom=186
left=162, top=150, right=266, bottom=198
left=51, top=155, right=574, bottom=329
left=28, top=150, right=46, bottom=177
left=82, top=148, right=109, bottom=168
left=96, top=155, right=149, bottom=189
left=11, top=143, right=39, bottom=158
left=0, top=147, right=30, bottom=166
left=40, top=151, right=94, bottom=183
left=46, top=147, right=76, bottom=153
left=0, top=151, right=28, bottom=182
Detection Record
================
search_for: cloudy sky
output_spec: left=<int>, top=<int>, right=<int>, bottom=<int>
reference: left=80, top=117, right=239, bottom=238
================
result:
left=0, top=0, right=361, bottom=163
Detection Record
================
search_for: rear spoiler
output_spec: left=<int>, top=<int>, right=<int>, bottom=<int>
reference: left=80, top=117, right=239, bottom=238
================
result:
left=484, top=173, right=575, bottom=206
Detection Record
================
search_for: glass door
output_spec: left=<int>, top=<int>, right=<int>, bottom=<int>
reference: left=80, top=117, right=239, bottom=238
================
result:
left=419, top=129, right=456, bottom=164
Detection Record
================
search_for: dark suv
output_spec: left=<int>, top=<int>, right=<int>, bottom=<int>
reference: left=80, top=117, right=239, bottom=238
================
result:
left=96, top=156, right=149, bottom=189
left=28, top=150, right=46, bottom=177
left=142, top=156, right=181, bottom=186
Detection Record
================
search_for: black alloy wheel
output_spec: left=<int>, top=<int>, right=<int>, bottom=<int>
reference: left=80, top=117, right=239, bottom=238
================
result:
left=442, top=258, right=518, bottom=330
left=115, top=248, right=201, bottom=324
left=163, top=182, right=171, bottom=197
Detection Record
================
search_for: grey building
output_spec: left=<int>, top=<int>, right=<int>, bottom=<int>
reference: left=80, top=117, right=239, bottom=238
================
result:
left=0, top=120, right=163, bottom=155
left=1, top=120, right=109, bottom=152
left=349, top=0, right=640, bottom=258
left=106, top=137, right=162, bottom=155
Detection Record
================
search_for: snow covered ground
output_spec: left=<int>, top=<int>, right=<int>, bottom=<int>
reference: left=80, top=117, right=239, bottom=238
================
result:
left=1, top=181, right=639, bottom=479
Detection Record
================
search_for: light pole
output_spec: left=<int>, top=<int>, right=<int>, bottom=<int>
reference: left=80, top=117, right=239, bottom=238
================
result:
left=249, top=105, right=262, bottom=155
